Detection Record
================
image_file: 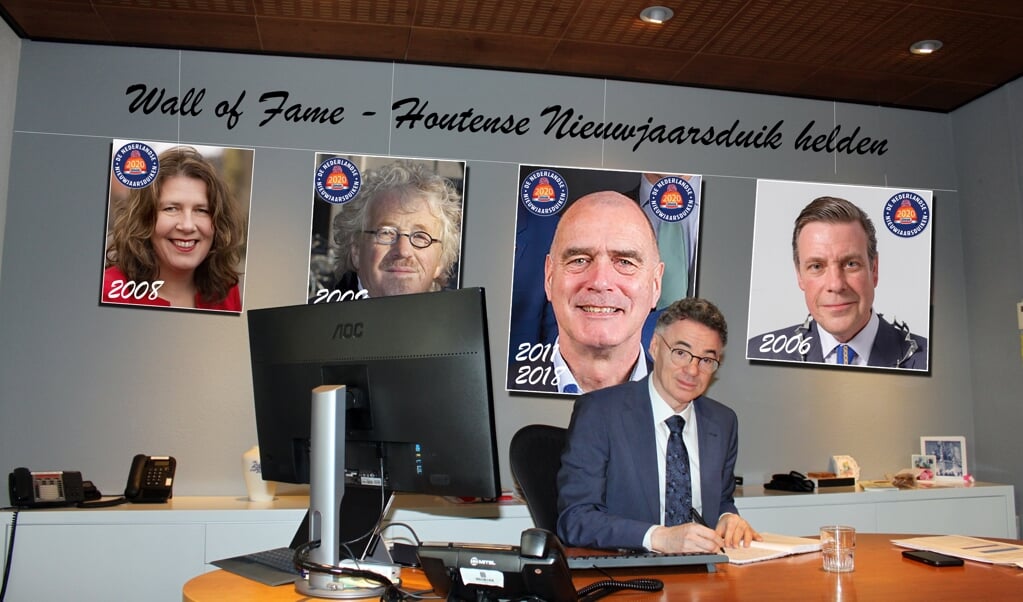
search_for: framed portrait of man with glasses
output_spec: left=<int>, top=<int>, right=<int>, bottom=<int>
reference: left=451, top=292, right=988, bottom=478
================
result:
left=307, top=153, right=466, bottom=304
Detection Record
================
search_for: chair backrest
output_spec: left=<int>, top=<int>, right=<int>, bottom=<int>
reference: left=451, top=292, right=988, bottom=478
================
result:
left=509, top=424, right=567, bottom=533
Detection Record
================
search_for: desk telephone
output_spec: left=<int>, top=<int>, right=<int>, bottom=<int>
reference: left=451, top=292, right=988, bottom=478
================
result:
left=8, top=454, right=176, bottom=508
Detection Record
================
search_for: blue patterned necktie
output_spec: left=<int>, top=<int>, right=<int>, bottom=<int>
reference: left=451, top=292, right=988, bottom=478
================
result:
left=835, top=344, right=857, bottom=365
left=664, top=415, right=692, bottom=526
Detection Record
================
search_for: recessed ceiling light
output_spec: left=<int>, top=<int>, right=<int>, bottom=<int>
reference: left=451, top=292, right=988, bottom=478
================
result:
left=640, top=6, right=674, bottom=24
left=909, top=40, right=943, bottom=55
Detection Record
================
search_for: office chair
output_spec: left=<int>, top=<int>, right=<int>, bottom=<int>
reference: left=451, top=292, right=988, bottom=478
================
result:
left=509, top=424, right=567, bottom=533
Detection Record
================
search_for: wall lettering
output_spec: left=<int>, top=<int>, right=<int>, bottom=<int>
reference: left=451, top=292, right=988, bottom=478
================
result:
left=123, top=84, right=889, bottom=156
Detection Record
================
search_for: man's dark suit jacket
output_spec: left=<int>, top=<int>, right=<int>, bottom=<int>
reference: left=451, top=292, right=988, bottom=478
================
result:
left=556, top=377, right=739, bottom=550
left=746, top=314, right=928, bottom=370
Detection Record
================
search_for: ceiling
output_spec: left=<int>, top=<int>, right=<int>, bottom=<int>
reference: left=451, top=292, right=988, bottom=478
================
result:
left=3, top=0, right=1023, bottom=113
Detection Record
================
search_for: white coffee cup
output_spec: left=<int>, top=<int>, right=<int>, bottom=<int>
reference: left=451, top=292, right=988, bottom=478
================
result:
left=242, top=445, right=277, bottom=502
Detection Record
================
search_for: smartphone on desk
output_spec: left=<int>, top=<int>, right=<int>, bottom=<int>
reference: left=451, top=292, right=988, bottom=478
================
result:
left=902, top=550, right=964, bottom=567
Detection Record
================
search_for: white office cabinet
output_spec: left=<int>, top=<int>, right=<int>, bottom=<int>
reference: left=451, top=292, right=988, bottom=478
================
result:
left=0, top=497, right=308, bottom=602
left=734, top=482, right=1017, bottom=538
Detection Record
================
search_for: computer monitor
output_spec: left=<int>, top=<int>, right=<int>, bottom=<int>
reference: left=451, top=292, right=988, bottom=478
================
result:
left=247, top=285, right=501, bottom=497
left=247, top=287, right=502, bottom=596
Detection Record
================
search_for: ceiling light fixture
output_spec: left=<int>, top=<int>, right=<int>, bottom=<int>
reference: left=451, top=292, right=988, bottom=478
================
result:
left=639, top=6, right=674, bottom=24
left=909, top=39, right=943, bottom=55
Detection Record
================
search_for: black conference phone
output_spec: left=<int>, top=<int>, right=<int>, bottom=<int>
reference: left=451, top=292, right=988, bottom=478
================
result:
left=7, top=468, right=86, bottom=508
left=8, top=454, right=176, bottom=508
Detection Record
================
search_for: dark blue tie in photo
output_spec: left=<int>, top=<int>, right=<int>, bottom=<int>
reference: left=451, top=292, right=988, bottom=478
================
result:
left=835, top=344, right=857, bottom=365
left=664, top=415, right=692, bottom=526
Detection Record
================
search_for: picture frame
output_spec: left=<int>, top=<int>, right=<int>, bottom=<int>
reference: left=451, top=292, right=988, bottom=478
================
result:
left=920, top=437, right=967, bottom=482
left=911, top=454, right=937, bottom=481
left=830, top=455, right=860, bottom=479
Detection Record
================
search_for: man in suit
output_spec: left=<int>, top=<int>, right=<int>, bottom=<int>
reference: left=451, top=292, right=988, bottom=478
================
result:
left=557, top=297, right=760, bottom=553
left=746, top=196, right=928, bottom=370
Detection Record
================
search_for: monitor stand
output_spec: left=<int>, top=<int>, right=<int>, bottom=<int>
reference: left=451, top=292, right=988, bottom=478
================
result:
left=296, top=384, right=394, bottom=599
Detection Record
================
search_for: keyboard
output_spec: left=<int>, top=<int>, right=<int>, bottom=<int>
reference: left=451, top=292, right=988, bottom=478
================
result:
left=211, top=547, right=299, bottom=586
left=567, top=550, right=728, bottom=570
left=245, top=547, right=299, bottom=573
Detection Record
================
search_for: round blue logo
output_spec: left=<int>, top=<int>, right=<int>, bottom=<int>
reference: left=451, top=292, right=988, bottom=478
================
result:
left=520, top=169, right=568, bottom=217
left=648, top=176, right=696, bottom=223
left=112, top=142, right=159, bottom=189
left=883, top=192, right=930, bottom=238
left=315, top=157, right=362, bottom=205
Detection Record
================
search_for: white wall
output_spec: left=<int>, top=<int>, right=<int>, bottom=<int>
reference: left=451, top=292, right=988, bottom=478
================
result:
left=0, top=18, right=20, bottom=281
left=0, top=42, right=1008, bottom=520
left=950, top=79, right=1023, bottom=513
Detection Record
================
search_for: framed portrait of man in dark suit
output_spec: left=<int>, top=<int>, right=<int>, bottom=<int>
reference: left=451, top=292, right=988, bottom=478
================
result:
left=746, top=179, right=932, bottom=372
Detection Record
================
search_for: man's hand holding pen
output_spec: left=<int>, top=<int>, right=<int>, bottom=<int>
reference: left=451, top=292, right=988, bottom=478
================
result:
left=649, top=508, right=722, bottom=554
left=691, top=509, right=728, bottom=553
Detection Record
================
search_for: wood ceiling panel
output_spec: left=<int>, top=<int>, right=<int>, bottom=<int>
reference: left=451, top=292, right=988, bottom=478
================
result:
left=832, top=6, right=1023, bottom=84
left=561, top=0, right=746, bottom=53
left=93, top=0, right=254, bottom=16
left=0, top=0, right=109, bottom=40
left=793, top=67, right=930, bottom=107
left=254, top=0, right=415, bottom=24
left=415, top=0, right=578, bottom=36
left=547, top=40, right=693, bottom=82
left=2, top=0, right=1023, bottom=111
left=701, top=0, right=904, bottom=65
left=93, top=6, right=260, bottom=50
left=258, top=18, right=411, bottom=59
left=914, top=0, right=1023, bottom=20
left=673, top=54, right=816, bottom=97
left=894, top=79, right=996, bottom=112
left=407, top=28, right=558, bottom=70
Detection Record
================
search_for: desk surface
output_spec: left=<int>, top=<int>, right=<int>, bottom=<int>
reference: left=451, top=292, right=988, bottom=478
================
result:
left=182, top=534, right=1023, bottom=601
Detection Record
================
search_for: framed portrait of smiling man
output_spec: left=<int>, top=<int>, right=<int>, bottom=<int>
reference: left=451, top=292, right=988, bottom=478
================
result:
left=508, top=164, right=703, bottom=395
left=307, top=153, right=466, bottom=305
left=746, top=179, right=933, bottom=372
left=101, top=140, right=254, bottom=314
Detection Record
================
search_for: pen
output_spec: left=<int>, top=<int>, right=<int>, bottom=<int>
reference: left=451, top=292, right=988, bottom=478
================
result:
left=690, top=509, right=727, bottom=554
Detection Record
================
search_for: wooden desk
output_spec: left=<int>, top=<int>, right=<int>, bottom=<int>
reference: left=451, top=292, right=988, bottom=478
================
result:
left=182, top=568, right=433, bottom=602
left=183, top=534, right=1023, bottom=601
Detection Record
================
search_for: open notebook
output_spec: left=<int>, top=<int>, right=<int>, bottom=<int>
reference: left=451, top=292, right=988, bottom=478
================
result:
left=724, top=533, right=821, bottom=565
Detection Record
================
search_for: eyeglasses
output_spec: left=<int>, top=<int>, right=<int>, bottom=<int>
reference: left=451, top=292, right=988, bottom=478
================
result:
left=656, top=333, right=720, bottom=373
left=362, top=226, right=441, bottom=249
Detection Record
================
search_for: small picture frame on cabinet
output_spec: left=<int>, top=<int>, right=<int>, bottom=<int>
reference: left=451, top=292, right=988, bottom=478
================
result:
left=829, top=455, right=859, bottom=479
left=911, top=454, right=936, bottom=481
left=920, top=437, right=967, bottom=482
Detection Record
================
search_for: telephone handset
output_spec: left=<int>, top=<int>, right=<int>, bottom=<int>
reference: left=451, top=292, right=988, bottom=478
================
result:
left=8, top=467, right=85, bottom=507
left=124, top=454, right=176, bottom=503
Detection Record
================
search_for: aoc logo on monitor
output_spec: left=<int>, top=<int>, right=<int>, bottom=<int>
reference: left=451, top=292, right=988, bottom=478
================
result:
left=332, top=322, right=364, bottom=339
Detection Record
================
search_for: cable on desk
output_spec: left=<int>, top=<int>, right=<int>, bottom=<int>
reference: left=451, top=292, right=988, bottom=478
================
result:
left=1, top=510, right=18, bottom=602
left=575, top=568, right=664, bottom=602
left=293, top=538, right=412, bottom=602
left=379, top=522, right=423, bottom=546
